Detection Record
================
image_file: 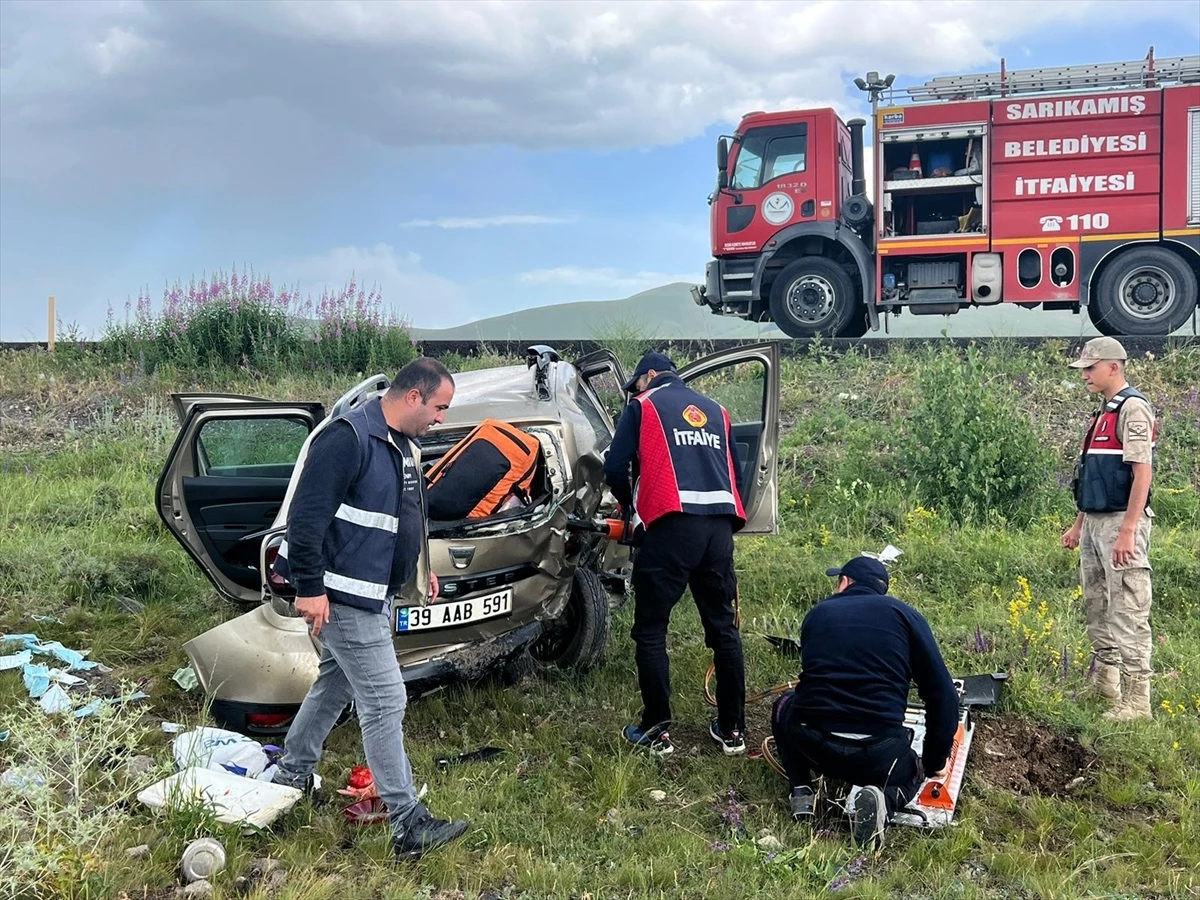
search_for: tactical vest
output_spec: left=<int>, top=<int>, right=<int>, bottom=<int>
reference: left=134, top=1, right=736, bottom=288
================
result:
left=274, top=398, right=421, bottom=614
left=1073, top=386, right=1156, bottom=514
left=632, top=375, right=746, bottom=530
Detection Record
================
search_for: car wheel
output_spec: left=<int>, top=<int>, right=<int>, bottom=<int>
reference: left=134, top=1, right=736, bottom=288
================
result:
left=1089, top=247, right=1197, bottom=336
left=768, top=257, right=863, bottom=338
left=531, top=567, right=611, bottom=673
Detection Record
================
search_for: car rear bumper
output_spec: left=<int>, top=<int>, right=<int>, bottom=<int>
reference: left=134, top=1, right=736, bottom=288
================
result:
left=202, top=618, right=545, bottom=737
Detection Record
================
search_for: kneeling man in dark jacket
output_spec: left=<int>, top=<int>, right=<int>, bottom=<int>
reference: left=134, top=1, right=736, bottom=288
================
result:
left=771, top=556, right=959, bottom=850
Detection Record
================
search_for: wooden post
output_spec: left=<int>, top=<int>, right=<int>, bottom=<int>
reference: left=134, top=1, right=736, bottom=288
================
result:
left=47, top=296, right=56, bottom=354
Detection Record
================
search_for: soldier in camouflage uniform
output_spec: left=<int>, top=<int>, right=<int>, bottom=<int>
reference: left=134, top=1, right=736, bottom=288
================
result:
left=1061, top=337, right=1156, bottom=721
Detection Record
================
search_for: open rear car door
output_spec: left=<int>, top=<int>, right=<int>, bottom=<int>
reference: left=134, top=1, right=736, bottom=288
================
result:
left=158, top=396, right=326, bottom=605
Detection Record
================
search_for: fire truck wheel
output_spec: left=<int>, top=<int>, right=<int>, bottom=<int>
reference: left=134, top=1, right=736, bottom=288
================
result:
left=1090, top=247, right=1198, bottom=336
left=768, top=257, right=861, bottom=338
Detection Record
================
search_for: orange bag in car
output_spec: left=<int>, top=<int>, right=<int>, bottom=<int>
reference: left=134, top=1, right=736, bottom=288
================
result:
left=425, top=419, right=541, bottom=520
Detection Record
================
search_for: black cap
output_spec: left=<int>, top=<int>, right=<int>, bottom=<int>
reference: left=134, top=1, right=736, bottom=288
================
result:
left=825, top=556, right=890, bottom=594
left=622, top=351, right=676, bottom=392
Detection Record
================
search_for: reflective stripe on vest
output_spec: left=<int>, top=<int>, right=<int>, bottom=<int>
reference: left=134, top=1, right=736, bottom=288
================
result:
left=277, top=539, right=391, bottom=604
left=273, top=399, right=409, bottom=612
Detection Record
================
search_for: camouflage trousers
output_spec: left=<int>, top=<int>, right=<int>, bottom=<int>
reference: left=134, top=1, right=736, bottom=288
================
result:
left=1080, top=511, right=1153, bottom=680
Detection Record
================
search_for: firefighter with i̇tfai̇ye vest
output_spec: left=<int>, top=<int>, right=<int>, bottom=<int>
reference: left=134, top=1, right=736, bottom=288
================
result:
left=603, top=351, right=749, bottom=758
left=1062, top=337, right=1158, bottom=722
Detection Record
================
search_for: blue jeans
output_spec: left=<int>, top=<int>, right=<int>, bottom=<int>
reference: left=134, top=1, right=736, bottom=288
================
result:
left=273, top=600, right=419, bottom=837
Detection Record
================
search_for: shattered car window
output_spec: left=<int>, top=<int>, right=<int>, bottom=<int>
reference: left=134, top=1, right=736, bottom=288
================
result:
left=580, top=369, right=624, bottom=427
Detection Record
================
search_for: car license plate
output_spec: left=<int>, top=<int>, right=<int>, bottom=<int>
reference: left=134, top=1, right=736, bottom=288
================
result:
left=395, top=588, right=513, bottom=633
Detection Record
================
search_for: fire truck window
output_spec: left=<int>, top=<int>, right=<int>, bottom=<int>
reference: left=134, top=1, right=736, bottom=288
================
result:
left=732, top=139, right=766, bottom=190
left=732, top=131, right=808, bottom=190
left=765, top=136, right=807, bottom=180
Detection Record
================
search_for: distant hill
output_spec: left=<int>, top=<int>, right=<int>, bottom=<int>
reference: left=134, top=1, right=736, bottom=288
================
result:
left=411, top=283, right=783, bottom=342
left=411, top=282, right=1194, bottom=341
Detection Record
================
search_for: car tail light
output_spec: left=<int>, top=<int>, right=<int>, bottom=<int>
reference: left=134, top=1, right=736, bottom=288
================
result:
left=263, top=537, right=296, bottom=598
left=246, top=712, right=294, bottom=729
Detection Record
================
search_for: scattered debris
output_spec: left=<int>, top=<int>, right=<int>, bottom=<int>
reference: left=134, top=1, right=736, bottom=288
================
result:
left=435, top=746, right=505, bottom=770
left=125, top=755, right=157, bottom=779
left=139, top=767, right=303, bottom=828
left=1, top=766, right=47, bottom=793
left=337, top=764, right=379, bottom=801
left=23, top=663, right=85, bottom=699
left=235, top=858, right=288, bottom=896
left=764, top=634, right=803, bottom=659
left=172, top=667, right=199, bottom=692
left=181, top=837, right=226, bottom=883
left=73, top=690, right=151, bottom=719
left=161, top=722, right=185, bottom=734
left=0, top=649, right=32, bottom=671
left=125, top=845, right=151, bottom=859
left=39, top=683, right=73, bottom=715
left=31, top=615, right=62, bottom=625
left=0, top=730, right=8, bottom=743
left=341, top=797, right=389, bottom=826
left=173, top=727, right=271, bottom=778
left=0, top=634, right=99, bottom=670
left=649, top=789, right=667, bottom=803
left=1, top=633, right=143, bottom=717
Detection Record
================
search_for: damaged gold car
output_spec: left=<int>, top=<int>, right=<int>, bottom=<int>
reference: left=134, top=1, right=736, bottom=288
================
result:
left=157, top=343, right=780, bottom=736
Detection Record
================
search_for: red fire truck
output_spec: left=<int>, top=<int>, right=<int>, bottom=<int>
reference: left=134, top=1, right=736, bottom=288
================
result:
left=693, top=49, right=1200, bottom=337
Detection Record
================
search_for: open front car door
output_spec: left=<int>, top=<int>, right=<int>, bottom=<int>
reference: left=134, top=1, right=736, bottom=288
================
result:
left=678, top=341, right=780, bottom=535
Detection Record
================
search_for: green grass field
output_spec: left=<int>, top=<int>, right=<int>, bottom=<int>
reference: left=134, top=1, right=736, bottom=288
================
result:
left=1, top=339, right=1198, bottom=900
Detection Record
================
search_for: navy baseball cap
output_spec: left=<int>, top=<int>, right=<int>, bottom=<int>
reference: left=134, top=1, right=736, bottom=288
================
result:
left=623, top=351, right=676, bottom=392
left=826, top=556, right=890, bottom=594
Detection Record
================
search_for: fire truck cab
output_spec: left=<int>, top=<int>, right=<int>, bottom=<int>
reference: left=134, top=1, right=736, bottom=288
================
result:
left=695, top=50, right=1200, bottom=338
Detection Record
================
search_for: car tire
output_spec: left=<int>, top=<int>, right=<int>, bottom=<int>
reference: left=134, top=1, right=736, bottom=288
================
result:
left=531, top=567, right=611, bottom=673
left=768, top=257, right=863, bottom=338
left=1089, top=246, right=1197, bottom=336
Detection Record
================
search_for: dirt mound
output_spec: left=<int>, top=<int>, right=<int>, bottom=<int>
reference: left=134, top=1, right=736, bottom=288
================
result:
left=971, top=714, right=1094, bottom=796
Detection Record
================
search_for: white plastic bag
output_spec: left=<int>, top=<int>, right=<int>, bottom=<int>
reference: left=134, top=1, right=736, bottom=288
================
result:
left=172, top=727, right=268, bottom=778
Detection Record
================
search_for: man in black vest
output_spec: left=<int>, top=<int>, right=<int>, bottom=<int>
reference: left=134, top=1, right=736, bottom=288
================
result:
left=1062, top=336, right=1157, bottom=721
left=770, top=557, right=958, bottom=851
left=270, top=357, right=469, bottom=861
left=604, top=351, right=748, bottom=758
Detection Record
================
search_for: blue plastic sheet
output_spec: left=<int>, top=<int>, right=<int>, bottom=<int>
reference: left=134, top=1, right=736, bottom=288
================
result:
left=0, top=634, right=98, bottom=670
left=39, top=684, right=73, bottom=715
left=22, top=663, right=52, bottom=699
left=30, top=640, right=97, bottom=671
left=0, top=649, right=32, bottom=672
left=72, top=691, right=150, bottom=719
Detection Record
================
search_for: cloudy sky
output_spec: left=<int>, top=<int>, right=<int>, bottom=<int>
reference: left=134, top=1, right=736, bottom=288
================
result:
left=1, top=0, right=1198, bottom=339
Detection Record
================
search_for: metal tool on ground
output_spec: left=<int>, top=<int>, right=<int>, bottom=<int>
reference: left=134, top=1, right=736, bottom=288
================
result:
left=436, top=746, right=506, bottom=771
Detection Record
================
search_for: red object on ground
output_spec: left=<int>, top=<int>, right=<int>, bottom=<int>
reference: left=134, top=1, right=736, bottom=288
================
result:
left=341, top=796, right=388, bottom=826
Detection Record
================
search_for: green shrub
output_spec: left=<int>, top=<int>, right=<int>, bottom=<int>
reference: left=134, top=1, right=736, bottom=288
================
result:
left=898, top=344, right=1057, bottom=526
